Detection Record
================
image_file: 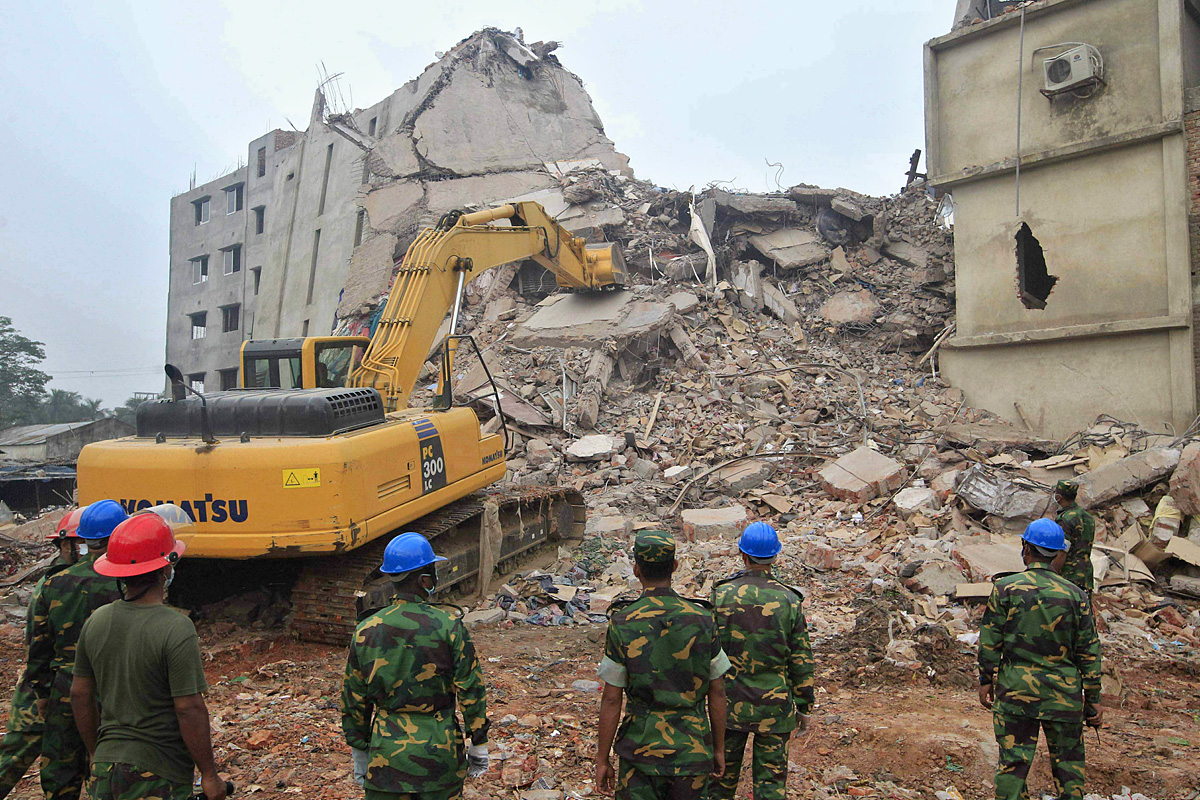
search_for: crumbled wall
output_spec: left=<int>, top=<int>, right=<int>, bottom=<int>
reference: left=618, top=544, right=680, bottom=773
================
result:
left=338, top=29, right=630, bottom=320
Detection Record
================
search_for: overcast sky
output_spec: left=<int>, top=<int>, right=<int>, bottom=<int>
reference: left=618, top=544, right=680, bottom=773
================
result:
left=0, top=1, right=950, bottom=407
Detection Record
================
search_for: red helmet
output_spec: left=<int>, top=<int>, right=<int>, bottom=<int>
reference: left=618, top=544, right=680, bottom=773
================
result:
left=50, top=507, right=86, bottom=541
left=95, top=513, right=187, bottom=578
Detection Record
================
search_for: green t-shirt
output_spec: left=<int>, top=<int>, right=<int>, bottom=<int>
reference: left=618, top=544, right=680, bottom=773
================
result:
left=74, top=601, right=209, bottom=784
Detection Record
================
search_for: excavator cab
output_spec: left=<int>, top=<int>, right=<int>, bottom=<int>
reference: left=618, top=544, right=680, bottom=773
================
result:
left=240, top=336, right=371, bottom=390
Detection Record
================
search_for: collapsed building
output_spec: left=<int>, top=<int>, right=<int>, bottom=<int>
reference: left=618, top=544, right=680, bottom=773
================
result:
left=165, top=28, right=628, bottom=391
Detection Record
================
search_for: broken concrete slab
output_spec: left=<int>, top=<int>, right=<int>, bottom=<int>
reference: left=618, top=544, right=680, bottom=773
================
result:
left=664, top=291, right=700, bottom=314
left=1166, top=536, right=1200, bottom=567
left=1169, top=443, right=1200, bottom=516
left=681, top=506, right=748, bottom=541
left=818, top=447, right=905, bottom=504
left=828, top=246, right=853, bottom=274
left=566, top=434, right=616, bottom=462
left=463, top=608, right=506, bottom=628
left=819, top=289, right=880, bottom=326
left=525, top=439, right=555, bottom=467
left=956, top=465, right=1052, bottom=520
left=586, top=515, right=633, bottom=537
left=712, top=190, right=798, bottom=217
left=953, top=537, right=1026, bottom=581
left=786, top=185, right=837, bottom=206
left=803, top=543, right=843, bottom=571
left=664, top=465, right=693, bottom=484
left=714, top=460, right=775, bottom=493
left=831, top=196, right=870, bottom=223
left=1076, top=448, right=1182, bottom=509
left=906, top=560, right=966, bottom=596
left=882, top=240, right=930, bottom=269
left=511, top=291, right=672, bottom=348
left=943, top=421, right=1060, bottom=453
left=893, top=487, right=939, bottom=518
left=748, top=229, right=828, bottom=270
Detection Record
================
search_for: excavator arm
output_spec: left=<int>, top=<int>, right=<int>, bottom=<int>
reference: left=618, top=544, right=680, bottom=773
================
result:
left=351, top=201, right=624, bottom=411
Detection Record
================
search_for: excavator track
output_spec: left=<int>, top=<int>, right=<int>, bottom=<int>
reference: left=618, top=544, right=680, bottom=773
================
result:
left=290, top=485, right=586, bottom=645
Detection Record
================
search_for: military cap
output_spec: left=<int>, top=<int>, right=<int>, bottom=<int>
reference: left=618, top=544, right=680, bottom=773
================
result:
left=632, top=530, right=676, bottom=564
left=1055, top=480, right=1079, bottom=499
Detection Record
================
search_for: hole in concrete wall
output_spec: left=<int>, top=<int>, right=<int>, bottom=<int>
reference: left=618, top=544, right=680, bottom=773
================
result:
left=1015, top=223, right=1056, bottom=310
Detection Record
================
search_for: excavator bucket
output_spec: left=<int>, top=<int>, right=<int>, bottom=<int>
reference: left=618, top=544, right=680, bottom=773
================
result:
left=579, top=242, right=625, bottom=288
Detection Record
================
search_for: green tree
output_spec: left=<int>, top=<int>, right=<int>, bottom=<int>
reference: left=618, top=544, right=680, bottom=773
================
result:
left=113, top=396, right=146, bottom=426
left=81, top=398, right=104, bottom=419
left=42, top=389, right=85, bottom=423
left=0, top=316, right=50, bottom=429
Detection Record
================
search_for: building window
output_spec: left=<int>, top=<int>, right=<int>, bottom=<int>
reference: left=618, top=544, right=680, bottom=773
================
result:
left=354, top=209, right=366, bottom=247
left=225, top=183, right=244, bottom=214
left=254, top=206, right=265, bottom=235
left=189, top=312, right=207, bottom=340
left=191, top=255, right=209, bottom=285
left=222, top=245, right=242, bottom=275
left=1015, top=223, right=1057, bottom=310
left=219, top=368, right=239, bottom=391
left=193, top=197, right=210, bottom=226
left=252, top=267, right=262, bottom=296
left=188, top=373, right=205, bottom=393
left=256, top=146, right=267, bottom=178
left=368, top=116, right=377, bottom=137
left=221, top=304, right=240, bottom=333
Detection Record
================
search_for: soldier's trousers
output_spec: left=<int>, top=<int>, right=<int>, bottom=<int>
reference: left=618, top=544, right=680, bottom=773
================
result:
left=993, top=713, right=1085, bottom=800
left=88, top=762, right=191, bottom=800
left=0, top=728, right=41, bottom=797
left=364, top=787, right=461, bottom=800
left=708, top=729, right=788, bottom=800
left=41, top=679, right=89, bottom=800
left=616, top=761, right=708, bottom=800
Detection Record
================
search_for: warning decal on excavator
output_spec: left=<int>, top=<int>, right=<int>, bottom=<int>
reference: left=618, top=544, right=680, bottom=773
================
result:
left=412, top=419, right=447, bottom=493
left=282, top=468, right=321, bottom=489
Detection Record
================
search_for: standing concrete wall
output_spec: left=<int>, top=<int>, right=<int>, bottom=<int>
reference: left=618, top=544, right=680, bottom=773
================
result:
left=926, top=0, right=1199, bottom=438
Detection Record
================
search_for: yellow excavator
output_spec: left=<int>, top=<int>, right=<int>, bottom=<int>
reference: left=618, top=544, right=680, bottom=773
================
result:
left=77, top=201, right=624, bottom=643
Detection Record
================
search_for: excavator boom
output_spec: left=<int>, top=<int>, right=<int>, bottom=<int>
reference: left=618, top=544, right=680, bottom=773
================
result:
left=352, top=201, right=623, bottom=411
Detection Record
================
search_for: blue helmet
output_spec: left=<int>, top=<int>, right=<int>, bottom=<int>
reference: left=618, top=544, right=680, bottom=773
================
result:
left=738, top=521, right=782, bottom=559
left=77, top=500, right=129, bottom=541
left=380, top=532, right=448, bottom=575
left=1022, top=518, right=1067, bottom=551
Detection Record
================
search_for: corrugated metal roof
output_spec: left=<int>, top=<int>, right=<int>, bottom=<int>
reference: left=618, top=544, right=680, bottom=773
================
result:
left=0, top=421, right=99, bottom=446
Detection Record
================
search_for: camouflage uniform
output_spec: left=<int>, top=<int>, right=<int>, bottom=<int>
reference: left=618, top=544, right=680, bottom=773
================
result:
left=709, top=571, right=814, bottom=800
left=597, top=532, right=730, bottom=800
left=0, top=557, right=70, bottom=797
left=978, top=566, right=1102, bottom=800
left=341, top=593, right=488, bottom=800
left=1055, top=483, right=1096, bottom=594
left=26, top=552, right=122, bottom=800
left=87, top=762, right=191, bottom=800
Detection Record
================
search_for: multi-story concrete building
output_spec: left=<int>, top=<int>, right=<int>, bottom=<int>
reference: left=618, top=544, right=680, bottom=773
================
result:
left=926, top=0, right=1200, bottom=438
left=165, top=28, right=628, bottom=390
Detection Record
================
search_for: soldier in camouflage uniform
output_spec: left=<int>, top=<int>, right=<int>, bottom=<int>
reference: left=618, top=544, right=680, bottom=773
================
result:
left=342, top=532, right=490, bottom=800
left=1054, top=481, right=1096, bottom=594
left=978, top=518, right=1103, bottom=800
left=0, top=509, right=83, bottom=798
left=595, top=530, right=730, bottom=799
left=709, top=522, right=814, bottom=800
left=27, top=500, right=126, bottom=800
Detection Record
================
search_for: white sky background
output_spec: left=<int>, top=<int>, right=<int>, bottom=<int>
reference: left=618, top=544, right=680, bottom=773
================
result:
left=0, top=0, right=951, bottom=406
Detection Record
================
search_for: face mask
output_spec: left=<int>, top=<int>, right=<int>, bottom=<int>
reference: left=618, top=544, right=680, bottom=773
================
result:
left=425, top=571, right=439, bottom=597
left=164, top=567, right=175, bottom=589
left=78, top=543, right=89, bottom=556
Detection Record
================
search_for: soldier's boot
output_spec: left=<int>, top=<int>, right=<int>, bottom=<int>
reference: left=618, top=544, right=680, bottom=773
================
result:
left=993, top=713, right=1040, bottom=800
left=616, top=760, right=708, bottom=800
left=0, top=729, right=41, bottom=798
left=706, top=729, right=749, bottom=800
left=88, top=762, right=192, bottom=800
left=750, top=732, right=789, bottom=800
left=39, top=682, right=88, bottom=800
left=1043, top=719, right=1086, bottom=800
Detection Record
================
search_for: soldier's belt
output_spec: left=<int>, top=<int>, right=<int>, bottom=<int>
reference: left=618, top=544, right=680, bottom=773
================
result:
left=375, top=695, right=456, bottom=714
left=624, top=699, right=705, bottom=717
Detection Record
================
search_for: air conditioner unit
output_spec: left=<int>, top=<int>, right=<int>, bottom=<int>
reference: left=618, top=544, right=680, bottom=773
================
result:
left=1042, top=45, right=1103, bottom=97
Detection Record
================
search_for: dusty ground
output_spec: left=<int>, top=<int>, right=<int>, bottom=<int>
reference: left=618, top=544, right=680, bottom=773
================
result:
left=1, top=603, right=1197, bottom=800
